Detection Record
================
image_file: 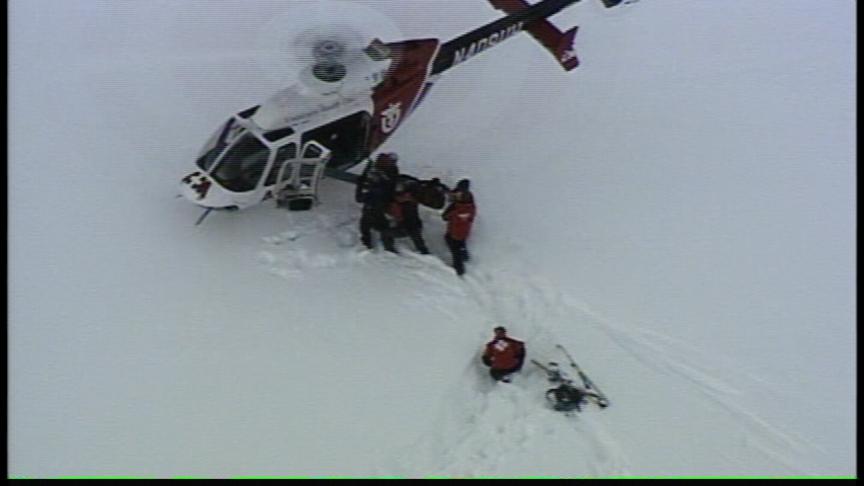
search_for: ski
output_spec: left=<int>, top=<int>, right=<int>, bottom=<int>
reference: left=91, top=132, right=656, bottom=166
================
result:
left=531, top=358, right=551, bottom=372
left=555, top=344, right=610, bottom=408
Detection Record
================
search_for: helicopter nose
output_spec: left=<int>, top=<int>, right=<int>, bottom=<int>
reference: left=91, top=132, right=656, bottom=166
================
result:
left=180, top=171, right=213, bottom=203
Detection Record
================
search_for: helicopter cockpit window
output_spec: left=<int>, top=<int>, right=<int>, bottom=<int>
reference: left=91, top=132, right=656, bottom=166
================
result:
left=196, top=119, right=233, bottom=172
left=278, top=143, right=297, bottom=161
left=197, top=143, right=224, bottom=173
left=211, top=133, right=270, bottom=192
left=303, top=143, right=323, bottom=159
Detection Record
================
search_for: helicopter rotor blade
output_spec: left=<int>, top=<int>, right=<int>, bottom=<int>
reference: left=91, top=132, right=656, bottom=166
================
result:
left=253, top=0, right=403, bottom=88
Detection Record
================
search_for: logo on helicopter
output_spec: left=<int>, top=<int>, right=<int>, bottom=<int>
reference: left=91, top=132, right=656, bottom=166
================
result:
left=453, top=21, right=525, bottom=67
left=182, top=172, right=212, bottom=200
left=381, top=102, right=402, bottom=133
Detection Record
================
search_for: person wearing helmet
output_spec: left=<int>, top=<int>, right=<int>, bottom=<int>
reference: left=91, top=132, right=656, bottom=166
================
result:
left=441, top=178, right=476, bottom=276
left=374, top=152, right=399, bottom=180
left=481, top=326, right=526, bottom=382
left=356, top=153, right=401, bottom=252
left=355, top=152, right=400, bottom=205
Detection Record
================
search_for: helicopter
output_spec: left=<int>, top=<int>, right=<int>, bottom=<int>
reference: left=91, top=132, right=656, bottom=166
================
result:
left=179, top=0, right=633, bottom=224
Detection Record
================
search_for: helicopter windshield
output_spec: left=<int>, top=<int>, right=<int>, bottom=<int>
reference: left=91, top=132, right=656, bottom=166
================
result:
left=196, top=119, right=234, bottom=172
left=210, top=133, right=270, bottom=192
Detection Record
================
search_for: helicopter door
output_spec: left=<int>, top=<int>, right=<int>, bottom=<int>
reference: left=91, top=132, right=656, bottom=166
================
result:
left=301, top=111, right=371, bottom=170
left=275, top=141, right=331, bottom=210
left=264, top=142, right=297, bottom=192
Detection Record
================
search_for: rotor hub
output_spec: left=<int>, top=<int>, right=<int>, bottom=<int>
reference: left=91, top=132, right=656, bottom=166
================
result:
left=313, top=40, right=346, bottom=61
left=312, top=61, right=347, bottom=83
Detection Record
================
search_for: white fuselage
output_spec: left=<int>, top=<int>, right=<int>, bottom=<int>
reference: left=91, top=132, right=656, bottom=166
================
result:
left=180, top=52, right=390, bottom=210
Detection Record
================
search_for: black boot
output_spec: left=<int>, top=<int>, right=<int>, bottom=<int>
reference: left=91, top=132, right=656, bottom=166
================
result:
left=453, top=257, right=465, bottom=276
left=382, top=232, right=398, bottom=254
left=411, top=232, right=430, bottom=255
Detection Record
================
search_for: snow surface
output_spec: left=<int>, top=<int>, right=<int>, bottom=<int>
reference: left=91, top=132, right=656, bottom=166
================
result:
left=9, top=0, right=856, bottom=478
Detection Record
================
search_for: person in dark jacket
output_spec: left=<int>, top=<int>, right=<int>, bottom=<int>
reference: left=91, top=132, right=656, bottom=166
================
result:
left=441, top=179, right=476, bottom=276
left=388, top=180, right=430, bottom=254
left=356, top=153, right=401, bottom=252
left=481, top=326, right=526, bottom=382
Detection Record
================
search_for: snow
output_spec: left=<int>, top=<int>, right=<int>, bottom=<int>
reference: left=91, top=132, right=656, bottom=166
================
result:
left=9, top=0, right=855, bottom=478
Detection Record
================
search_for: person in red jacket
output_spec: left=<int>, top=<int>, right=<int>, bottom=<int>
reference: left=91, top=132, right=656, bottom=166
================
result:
left=482, top=326, right=526, bottom=382
left=441, top=179, right=476, bottom=276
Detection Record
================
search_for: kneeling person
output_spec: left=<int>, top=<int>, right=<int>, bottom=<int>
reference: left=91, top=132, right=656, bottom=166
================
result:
left=481, top=326, right=525, bottom=382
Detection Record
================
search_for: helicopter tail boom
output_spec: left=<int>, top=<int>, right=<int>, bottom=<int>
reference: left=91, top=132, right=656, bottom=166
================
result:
left=430, top=0, right=631, bottom=74
left=431, top=0, right=583, bottom=75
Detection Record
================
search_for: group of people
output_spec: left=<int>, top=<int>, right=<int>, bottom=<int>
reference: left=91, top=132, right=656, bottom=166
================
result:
left=481, top=326, right=604, bottom=412
left=356, top=153, right=597, bottom=412
left=355, top=152, right=477, bottom=276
